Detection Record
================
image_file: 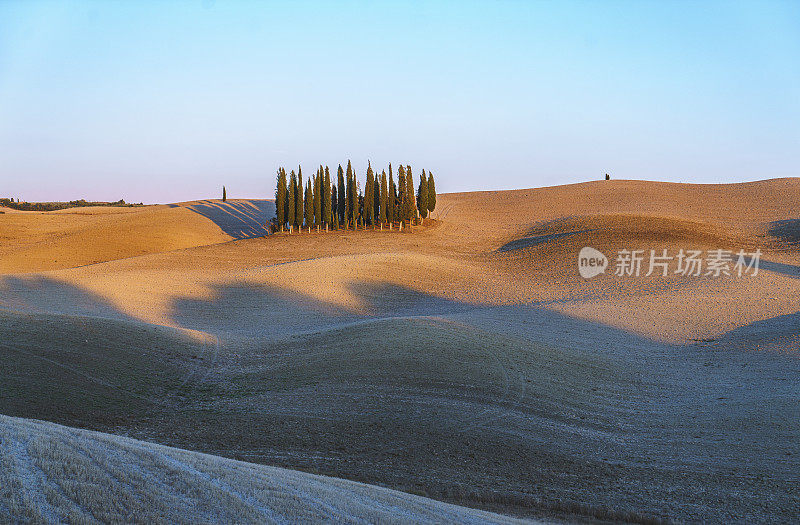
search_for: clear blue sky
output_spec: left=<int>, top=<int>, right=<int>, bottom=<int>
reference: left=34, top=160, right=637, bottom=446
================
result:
left=1, top=0, right=798, bottom=203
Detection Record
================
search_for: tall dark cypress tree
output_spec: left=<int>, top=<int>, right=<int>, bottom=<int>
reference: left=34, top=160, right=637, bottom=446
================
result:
left=406, top=165, right=417, bottom=223
left=323, top=166, right=331, bottom=227
left=345, top=160, right=355, bottom=227
left=379, top=170, right=388, bottom=224
left=357, top=183, right=363, bottom=227
left=305, top=180, right=313, bottom=229
left=397, top=165, right=406, bottom=224
left=314, top=167, right=322, bottom=227
left=427, top=171, right=436, bottom=216
left=284, top=173, right=291, bottom=228
left=417, top=169, right=428, bottom=220
left=364, top=161, right=374, bottom=226
left=388, top=170, right=396, bottom=224
left=331, top=183, right=338, bottom=227
left=296, top=167, right=304, bottom=229
left=337, top=165, right=345, bottom=224
left=344, top=170, right=351, bottom=227
left=222, top=186, right=227, bottom=202
left=288, top=170, right=297, bottom=230
left=373, top=170, right=380, bottom=224
left=275, top=167, right=287, bottom=230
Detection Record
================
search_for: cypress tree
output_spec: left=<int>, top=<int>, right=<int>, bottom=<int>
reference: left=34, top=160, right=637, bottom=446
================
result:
left=364, top=161, right=374, bottom=226
left=284, top=174, right=291, bottom=227
left=350, top=173, right=358, bottom=228
left=222, top=186, right=227, bottom=202
left=305, top=180, right=313, bottom=229
left=417, top=169, right=428, bottom=220
left=405, top=165, right=416, bottom=222
left=356, top=182, right=363, bottom=228
left=345, top=160, right=355, bottom=227
left=388, top=170, right=396, bottom=224
left=323, top=167, right=332, bottom=227
left=331, top=183, right=338, bottom=227
left=275, top=167, right=287, bottom=231
left=296, top=167, right=304, bottom=229
left=337, top=165, right=345, bottom=224
left=397, top=165, right=406, bottom=224
left=406, top=166, right=417, bottom=221
left=344, top=169, right=351, bottom=227
left=373, top=170, right=380, bottom=224
left=427, top=171, right=436, bottom=216
left=314, top=167, right=322, bottom=227
left=288, top=170, right=297, bottom=230
left=310, top=169, right=316, bottom=226
left=379, top=170, right=387, bottom=224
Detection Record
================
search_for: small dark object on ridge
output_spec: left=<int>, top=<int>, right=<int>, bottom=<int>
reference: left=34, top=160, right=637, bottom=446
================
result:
left=605, top=173, right=610, bottom=180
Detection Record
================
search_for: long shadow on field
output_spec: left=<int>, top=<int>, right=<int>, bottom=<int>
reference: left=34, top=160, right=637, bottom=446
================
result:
left=768, top=219, right=800, bottom=245
left=170, top=280, right=475, bottom=338
left=497, top=230, right=590, bottom=252
left=712, top=310, right=800, bottom=352
left=0, top=276, right=212, bottom=432
left=759, top=258, right=800, bottom=279
left=165, top=279, right=800, bottom=521
left=175, top=200, right=275, bottom=239
left=0, top=275, right=137, bottom=322
left=171, top=282, right=364, bottom=338
left=3, top=276, right=799, bottom=522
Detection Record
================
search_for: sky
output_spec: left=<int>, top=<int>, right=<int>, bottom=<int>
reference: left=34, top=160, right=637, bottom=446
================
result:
left=1, top=0, right=798, bottom=203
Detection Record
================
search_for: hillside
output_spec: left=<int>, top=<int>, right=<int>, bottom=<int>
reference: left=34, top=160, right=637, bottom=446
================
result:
left=1, top=178, right=798, bottom=522
left=0, top=199, right=273, bottom=273
left=0, top=414, right=529, bottom=524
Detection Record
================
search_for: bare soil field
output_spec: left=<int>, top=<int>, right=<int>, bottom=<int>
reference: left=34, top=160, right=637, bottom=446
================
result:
left=1, top=179, right=798, bottom=522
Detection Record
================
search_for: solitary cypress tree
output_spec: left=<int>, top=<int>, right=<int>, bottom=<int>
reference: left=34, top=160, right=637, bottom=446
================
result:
left=364, top=161, right=374, bottom=226
left=323, top=167, right=332, bottom=227
left=222, top=186, right=226, bottom=202
left=275, top=167, right=287, bottom=230
left=305, top=180, right=313, bottom=229
left=388, top=170, right=396, bottom=224
left=379, top=170, right=388, bottom=224
left=427, top=171, right=436, bottom=216
left=417, top=169, right=428, bottom=220
left=296, top=167, right=304, bottom=229
left=405, top=165, right=416, bottom=222
left=288, top=170, right=297, bottom=230
left=337, top=165, right=345, bottom=224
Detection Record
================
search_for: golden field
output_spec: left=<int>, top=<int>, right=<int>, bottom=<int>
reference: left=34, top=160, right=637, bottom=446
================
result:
left=1, top=180, right=798, bottom=522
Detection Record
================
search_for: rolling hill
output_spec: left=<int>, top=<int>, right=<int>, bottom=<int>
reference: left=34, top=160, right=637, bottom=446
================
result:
left=1, top=178, right=798, bottom=522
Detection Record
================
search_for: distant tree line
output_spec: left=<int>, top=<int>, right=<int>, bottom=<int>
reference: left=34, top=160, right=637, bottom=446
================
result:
left=274, top=161, right=436, bottom=232
left=0, top=198, right=143, bottom=212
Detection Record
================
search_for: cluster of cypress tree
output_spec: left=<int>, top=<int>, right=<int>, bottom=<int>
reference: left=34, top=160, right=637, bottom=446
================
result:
left=274, top=161, right=436, bottom=232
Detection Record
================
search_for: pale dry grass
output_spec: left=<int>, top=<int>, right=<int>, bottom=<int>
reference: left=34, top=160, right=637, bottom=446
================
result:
left=0, top=414, right=531, bottom=524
